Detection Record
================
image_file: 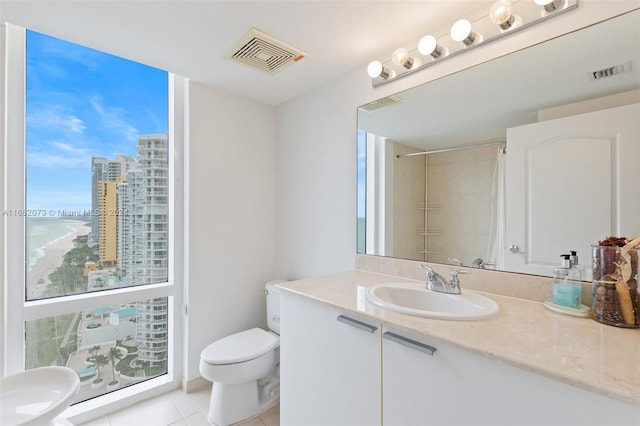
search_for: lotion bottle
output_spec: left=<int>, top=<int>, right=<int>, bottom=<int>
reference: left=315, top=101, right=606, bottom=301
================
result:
left=552, top=267, right=582, bottom=308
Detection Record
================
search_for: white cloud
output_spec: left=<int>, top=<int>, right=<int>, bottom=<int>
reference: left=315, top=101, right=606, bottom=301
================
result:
left=28, top=105, right=85, bottom=134
left=90, top=97, right=139, bottom=142
left=52, top=141, right=87, bottom=154
left=27, top=139, right=89, bottom=169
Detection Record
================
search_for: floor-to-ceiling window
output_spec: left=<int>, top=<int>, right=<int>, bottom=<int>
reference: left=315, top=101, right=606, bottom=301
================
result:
left=3, top=23, right=184, bottom=420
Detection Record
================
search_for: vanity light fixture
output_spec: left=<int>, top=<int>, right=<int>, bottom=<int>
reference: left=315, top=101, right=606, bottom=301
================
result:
left=367, top=0, right=578, bottom=87
left=490, top=0, right=521, bottom=31
left=535, top=0, right=565, bottom=13
left=367, top=60, right=391, bottom=79
left=392, top=48, right=415, bottom=69
left=418, top=35, right=446, bottom=59
left=450, top=19, right=480, bottom=46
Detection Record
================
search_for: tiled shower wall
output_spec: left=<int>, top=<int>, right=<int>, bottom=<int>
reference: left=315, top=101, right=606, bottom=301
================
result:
left=426, top=144, right=497, bottom=266
left=391, top=143, right=498, bottom=266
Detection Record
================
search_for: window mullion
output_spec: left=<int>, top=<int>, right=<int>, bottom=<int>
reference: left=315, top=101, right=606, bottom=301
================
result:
left=23, top=282, right=174, bottom=321
left=4, top=23, right=27, bottom=376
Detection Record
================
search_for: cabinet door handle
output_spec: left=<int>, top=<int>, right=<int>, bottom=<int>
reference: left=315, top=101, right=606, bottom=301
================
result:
left=383, top=331, right=437, bottom=356
left=336, top=315, right=378, bottom=334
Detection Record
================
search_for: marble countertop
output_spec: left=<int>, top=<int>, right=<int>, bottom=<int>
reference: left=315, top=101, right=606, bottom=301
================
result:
left=277, top=270, right=640, bottom=407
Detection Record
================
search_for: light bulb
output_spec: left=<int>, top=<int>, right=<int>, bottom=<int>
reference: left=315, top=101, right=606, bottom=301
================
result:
left=535, top=0, right=561, bottom=13
left=450, top=19, right=477, bottom=46
left=392, top=48, right=414, bottom=69
left=490, top=1, right=517, bottom=30
left=418, top=35, right=445, bottom=58
left=367, top=61, right=390, bottom=79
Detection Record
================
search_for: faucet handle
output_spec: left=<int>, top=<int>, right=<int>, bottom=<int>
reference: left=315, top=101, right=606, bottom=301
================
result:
left=447, top=257, right=463, bottom=266
left=419, top=265, right=442, bottom=282
left=450, top=270, right=469, bottom=281
left=449, top=270, right=469, bottom=293
left=418, top=264, right=435, bottom=275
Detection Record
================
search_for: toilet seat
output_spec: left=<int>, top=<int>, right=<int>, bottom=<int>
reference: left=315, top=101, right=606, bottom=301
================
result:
left=201, top=328, right=279, bottom=365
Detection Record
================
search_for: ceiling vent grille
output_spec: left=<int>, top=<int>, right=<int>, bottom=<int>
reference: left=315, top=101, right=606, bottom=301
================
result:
left=359, top=95, right=404, bottom=112
left=588, top=61, right=632, bottom=81
left=225, top=27, right=306, bottom=76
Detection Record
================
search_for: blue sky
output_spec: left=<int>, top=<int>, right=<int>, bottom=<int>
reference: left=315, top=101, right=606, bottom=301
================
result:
left=26, top=30, right=168, bottom=213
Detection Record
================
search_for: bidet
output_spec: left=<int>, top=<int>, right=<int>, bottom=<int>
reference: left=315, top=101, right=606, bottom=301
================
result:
left=0, top=366, right=80, bottom=426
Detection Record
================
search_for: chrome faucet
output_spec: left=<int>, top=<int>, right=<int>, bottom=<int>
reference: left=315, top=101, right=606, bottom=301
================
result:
left=419, top=265, right=468, bottom=295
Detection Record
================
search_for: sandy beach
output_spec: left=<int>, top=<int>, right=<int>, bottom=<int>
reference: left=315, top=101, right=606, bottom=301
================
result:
left=27, top=220, right=91, bottom=300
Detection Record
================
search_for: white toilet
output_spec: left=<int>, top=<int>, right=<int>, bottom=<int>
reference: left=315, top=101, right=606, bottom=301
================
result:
left=199, top=281, right=282, bottom=426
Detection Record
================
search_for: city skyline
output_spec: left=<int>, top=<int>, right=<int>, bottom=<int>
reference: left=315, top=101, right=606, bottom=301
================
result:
left=26, top=29, right=168, bottom=213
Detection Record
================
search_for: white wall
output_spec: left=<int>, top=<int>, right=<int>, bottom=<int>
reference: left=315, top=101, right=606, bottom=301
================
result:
left=0, top=24, right=6, bottom=378
left=186, top=82, right=277, bottom=382
left=274, top=0, right=639, bottom=281
left=275, top=78, right=359, bottom=279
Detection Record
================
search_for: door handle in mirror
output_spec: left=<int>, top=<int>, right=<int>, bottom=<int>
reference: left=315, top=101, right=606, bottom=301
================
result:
left=509, top=244, right=525, bottom=254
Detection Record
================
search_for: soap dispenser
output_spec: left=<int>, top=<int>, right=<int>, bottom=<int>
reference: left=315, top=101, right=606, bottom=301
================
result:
left=568, top=250, right=584, bottom=281
left=552, top=267, right=581, bottom=309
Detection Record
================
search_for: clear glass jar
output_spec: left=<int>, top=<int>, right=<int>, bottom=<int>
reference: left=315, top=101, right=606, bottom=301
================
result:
left=591, top=245, right=639, bottom=328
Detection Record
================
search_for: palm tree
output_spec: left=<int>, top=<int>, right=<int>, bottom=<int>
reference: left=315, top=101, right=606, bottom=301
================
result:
left=107, top=346, right=124, bottom=384
left=93, top=354, right=108, bottom=383
left=89, top=345, right=101, bottom=362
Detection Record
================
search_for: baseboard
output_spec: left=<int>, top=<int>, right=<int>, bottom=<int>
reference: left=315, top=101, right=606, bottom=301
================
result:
left=184, top=376, right=210, bottom=393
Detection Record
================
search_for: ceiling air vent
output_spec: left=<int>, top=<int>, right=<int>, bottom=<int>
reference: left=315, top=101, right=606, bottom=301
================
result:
left=359, top=95, right=404, bottom=112
left=588, top=61, right=632, bottom=81
left=224, top=27, right=306, bottom=76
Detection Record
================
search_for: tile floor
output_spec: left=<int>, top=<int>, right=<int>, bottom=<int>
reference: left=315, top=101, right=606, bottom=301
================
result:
left=79, top=387, right=279, bottom=426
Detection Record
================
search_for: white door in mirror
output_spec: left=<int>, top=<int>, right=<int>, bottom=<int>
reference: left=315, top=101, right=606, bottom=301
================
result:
left=505, top=103, right=640, bottom=279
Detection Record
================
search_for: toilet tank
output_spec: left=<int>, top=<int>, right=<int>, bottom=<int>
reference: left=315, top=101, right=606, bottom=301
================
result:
left=265, top=280, right=284, bottom=334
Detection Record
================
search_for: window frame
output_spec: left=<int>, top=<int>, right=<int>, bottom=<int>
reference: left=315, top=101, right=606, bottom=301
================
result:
left=2, top=23, right=186, bottom=422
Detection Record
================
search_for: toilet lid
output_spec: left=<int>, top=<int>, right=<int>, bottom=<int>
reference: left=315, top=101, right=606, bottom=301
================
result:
left=201, top=328, right=279, bottom=365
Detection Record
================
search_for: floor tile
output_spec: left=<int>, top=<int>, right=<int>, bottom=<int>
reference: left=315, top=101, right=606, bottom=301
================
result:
left=184, top=410, right=211, bottom=426
left=107, top=393, right=182, bottom=426
left=237, top=416, right=266, bottom=426
left=78, top=390, right=279, bottom=426
left=258, top=404, right=279, bottom=426
left=169, top=387, right=211, bottom=418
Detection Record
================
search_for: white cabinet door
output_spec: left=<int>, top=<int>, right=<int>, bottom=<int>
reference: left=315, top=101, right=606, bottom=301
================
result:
left=504, top=103, right=640, bottom=278
left=280, top=292, right=381, bottom=426
left=382, top=326, right=639, bottom=426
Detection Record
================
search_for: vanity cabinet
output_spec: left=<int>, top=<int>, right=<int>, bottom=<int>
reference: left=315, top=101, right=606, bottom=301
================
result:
left=383, top=325, right=639, bottom=426
left=280, top=291, right=381, bottom=426
left=281, top=293, right=639, bottom=426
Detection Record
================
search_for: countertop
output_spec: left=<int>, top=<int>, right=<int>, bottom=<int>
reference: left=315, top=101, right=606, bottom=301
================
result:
left=277, top=270, right=640, bottom=407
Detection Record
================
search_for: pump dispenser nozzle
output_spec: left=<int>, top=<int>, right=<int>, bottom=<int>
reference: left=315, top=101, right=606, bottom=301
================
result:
left=569, top=250, right=578, bottom=265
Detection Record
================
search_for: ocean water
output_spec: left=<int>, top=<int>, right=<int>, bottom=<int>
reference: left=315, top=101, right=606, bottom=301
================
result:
left=26, top=217, right=78, bottom=270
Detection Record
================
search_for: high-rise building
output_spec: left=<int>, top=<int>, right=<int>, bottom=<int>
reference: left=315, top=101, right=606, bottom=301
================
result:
left=90, top=157, right=122, bottom=246
left=136, top=298, right=168, bottom=367
left=116, top=179, right=132, bottom=277
left=127, top=134, right=169, bottom=366
left=129, top=134, right=169, bottom=286
left=97, top=178, right=123, bottom=268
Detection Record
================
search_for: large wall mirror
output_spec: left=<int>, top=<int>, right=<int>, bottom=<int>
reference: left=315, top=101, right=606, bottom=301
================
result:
left=357, top=9, right=640, bottom=281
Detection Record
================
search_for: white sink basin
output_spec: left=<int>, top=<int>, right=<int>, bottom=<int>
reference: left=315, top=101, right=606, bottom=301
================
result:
left=365, top=282, right=499, bottom=320
left=0, top=366, right=80, bottom=426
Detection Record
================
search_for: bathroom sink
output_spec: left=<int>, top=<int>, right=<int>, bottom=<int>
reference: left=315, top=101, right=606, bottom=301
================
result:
left=365, top=282, right=499, bottom=320
left=0, top=366, right=80, bottom=426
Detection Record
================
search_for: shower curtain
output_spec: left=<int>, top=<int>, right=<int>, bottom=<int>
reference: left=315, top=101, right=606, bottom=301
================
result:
left=486, top=146, right=506, bottom=269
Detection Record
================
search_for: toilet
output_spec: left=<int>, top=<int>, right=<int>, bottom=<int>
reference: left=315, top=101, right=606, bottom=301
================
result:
left=199, top=281, right=283, bottom=426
